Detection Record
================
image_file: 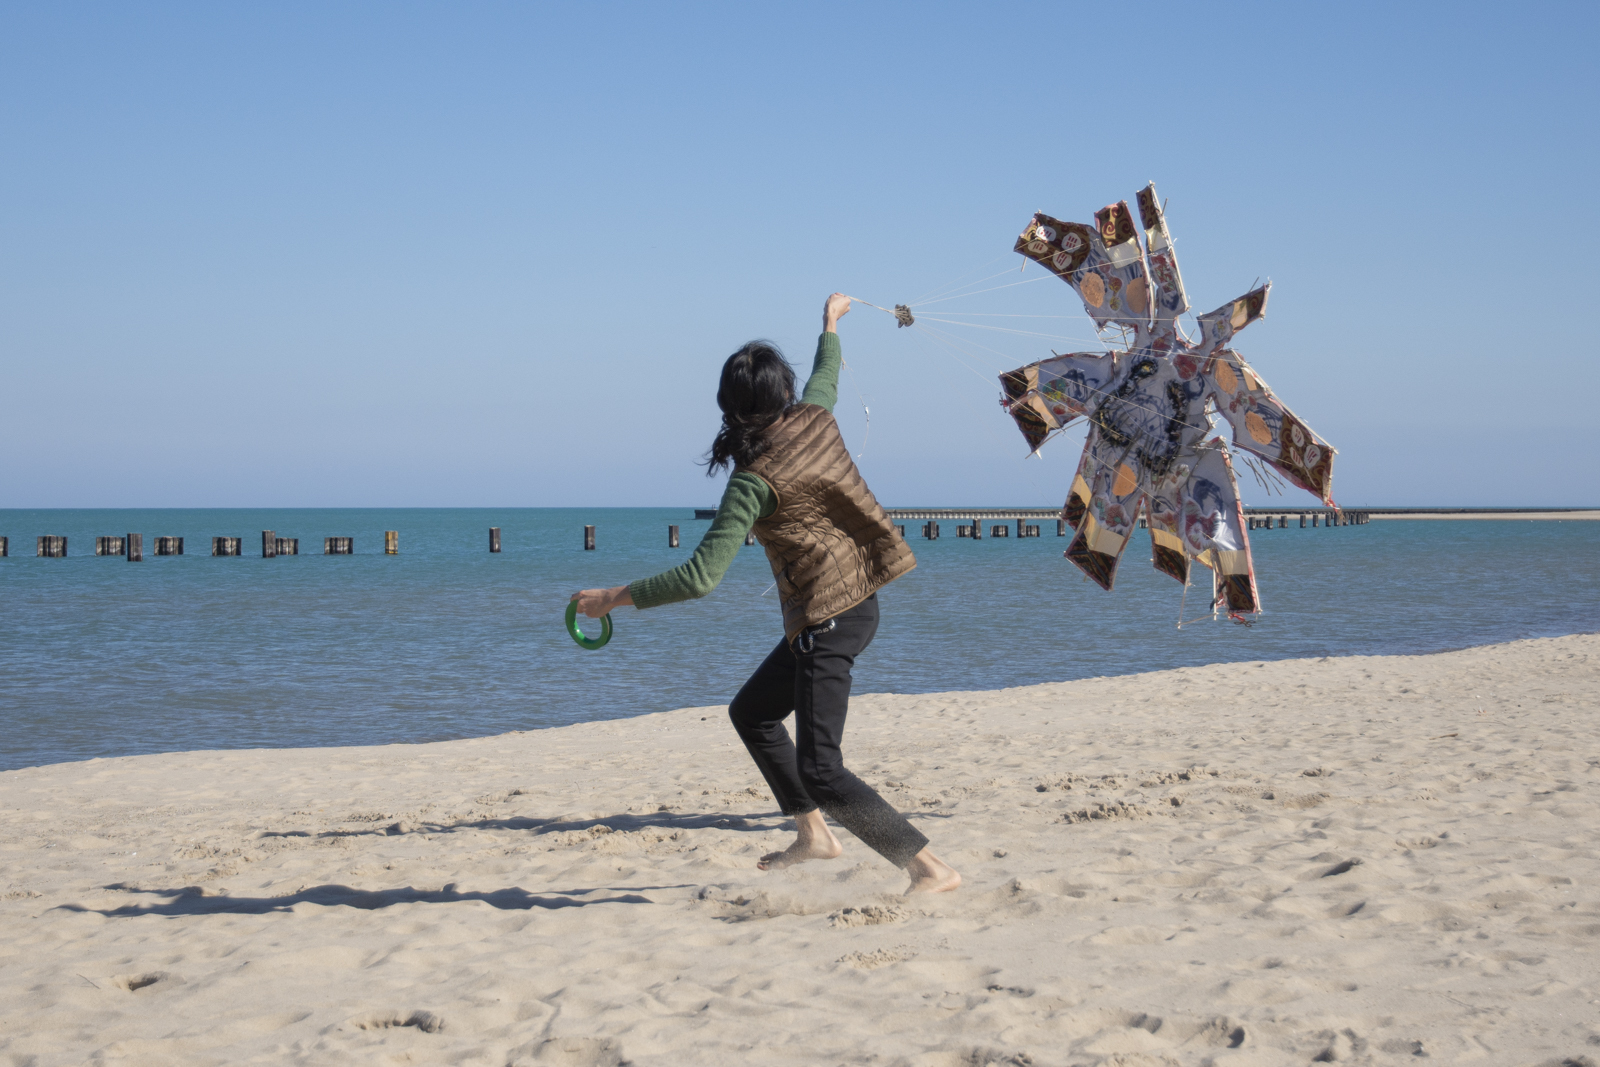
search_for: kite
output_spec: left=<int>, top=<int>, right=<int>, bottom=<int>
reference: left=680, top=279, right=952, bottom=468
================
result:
left=999, top=183, right=1335, bottom=619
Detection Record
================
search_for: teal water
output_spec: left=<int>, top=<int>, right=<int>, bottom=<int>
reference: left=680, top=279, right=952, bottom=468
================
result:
left=1, top=508, right=1596, bottom=771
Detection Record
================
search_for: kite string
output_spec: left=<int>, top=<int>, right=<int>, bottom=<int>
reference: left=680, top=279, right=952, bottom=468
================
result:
left=841, top=354, right=870, bottom=461
left=854, top=304, right=1252, bottom=449
left=907, top=262, right=1020, bottom=307
left=853, top=309, right=1257, bottom=458
left=846, top=296, right=902, bottom=318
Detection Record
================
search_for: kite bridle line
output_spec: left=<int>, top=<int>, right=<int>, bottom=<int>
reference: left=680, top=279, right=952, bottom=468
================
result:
left=853, top=291, right=1337, bottom=495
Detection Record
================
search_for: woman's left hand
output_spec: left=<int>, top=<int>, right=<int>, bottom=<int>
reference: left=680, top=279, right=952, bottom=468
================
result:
left=571, top=586, right=633, bottom=617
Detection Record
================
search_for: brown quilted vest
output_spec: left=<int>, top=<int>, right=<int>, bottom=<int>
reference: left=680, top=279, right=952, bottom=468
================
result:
left=740, top=404, right=916, bottom=640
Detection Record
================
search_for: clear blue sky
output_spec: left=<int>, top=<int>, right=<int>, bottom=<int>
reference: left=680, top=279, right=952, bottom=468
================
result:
left=3, top=2, right=1595, bottom=508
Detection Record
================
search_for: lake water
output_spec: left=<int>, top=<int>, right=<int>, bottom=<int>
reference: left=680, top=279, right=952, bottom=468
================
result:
left=1, top=508, right=1596, bottom=771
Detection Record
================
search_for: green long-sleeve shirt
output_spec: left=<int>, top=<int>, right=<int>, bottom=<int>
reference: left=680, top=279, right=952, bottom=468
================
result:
left=628, top=332, right=841, bottom=609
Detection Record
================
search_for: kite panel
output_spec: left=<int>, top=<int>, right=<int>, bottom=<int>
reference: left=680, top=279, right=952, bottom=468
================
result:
left=1137, top=183, right=1189, bottom=323
left=999, top=351, right=1120, bottom=452
left=1204, top=350, right=1337, bottom=506
left=1062, top=448, right=1095, bottom=532
left=1146, top=490, right=1189, bottom=585
left=1015, top=206, right=1151, bottom=330
left=1014, top=213, right=1096, bottom=282
left=1181, top=444, right=1259, bottom=613
left=1195, top=285, right=1270, bottom=354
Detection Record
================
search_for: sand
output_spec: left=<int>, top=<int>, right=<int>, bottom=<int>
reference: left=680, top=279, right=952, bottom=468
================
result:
left=2, top=634, right=1597, bottom=1066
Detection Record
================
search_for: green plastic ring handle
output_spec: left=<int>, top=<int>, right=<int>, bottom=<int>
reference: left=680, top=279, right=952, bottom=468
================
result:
left=565, top=600, right=613, bottom=650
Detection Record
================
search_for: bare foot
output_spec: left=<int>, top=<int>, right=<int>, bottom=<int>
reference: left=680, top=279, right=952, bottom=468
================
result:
left=757, top=809, right=842, bottom=871
left=905, top=847, right=961, bottom=895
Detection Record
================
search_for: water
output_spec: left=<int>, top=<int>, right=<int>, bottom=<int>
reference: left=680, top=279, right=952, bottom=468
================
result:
left=1, top=508, right=1596, bottom=771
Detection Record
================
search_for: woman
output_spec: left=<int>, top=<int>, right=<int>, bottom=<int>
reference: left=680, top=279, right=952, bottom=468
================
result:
left=572, top=293, right=960, bottom=895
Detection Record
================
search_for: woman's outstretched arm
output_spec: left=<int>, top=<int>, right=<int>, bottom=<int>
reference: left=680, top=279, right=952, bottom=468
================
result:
left=570, top=472, right=774, bottom=617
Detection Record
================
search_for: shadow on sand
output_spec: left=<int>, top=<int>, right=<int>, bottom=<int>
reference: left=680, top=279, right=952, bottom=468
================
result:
left=59, top=881, right=688, bottom=917
left=259, top=809, right=787, bottom=840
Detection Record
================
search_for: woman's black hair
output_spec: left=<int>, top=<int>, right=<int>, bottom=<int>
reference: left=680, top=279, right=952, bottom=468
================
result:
left=704, top=340, right=797, bottom=474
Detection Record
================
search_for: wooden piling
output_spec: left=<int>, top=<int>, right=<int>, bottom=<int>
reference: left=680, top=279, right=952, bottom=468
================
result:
left=96, top=536, right=125, bottom=556
left=154, top=537, right=183, bottom=556
left=991, top=524, right=1008, bottom=538
left=263, top=530, right=277, bottom=558
left=923, top=522, right=940, bottom=540
left=212, top=537, right=241, bottom=556
left=970, top=519, right=981, bottom=540
left=668, top=525, right=679, bottom=548
left=584, top=525, right=596, bottom=551
left=0, top=536, right=8, bottom=557
left=37, top=536, right=67, bottom=557
left=276, top=537, right=298, bottom=555
left=1057, top=519, right=1067, bottom=536
left=324, top=537, right=353, bottom=555
left=895, top=524, right=905, bottom=539
left=489, top=527, right=501, bottom=553
left=385, top=530, right=399, bottom=554
left=744, top=531, right=756, bottom=546
left=126, top=533, right=143, bottom=562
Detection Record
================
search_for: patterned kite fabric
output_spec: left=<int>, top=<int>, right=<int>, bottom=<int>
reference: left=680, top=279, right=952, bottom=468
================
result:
left=1001, top=183, right=1336, bottom=617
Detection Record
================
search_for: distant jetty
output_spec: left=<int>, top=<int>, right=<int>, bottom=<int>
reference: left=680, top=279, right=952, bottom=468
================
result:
left=693, top=506, right=1598, bottom=524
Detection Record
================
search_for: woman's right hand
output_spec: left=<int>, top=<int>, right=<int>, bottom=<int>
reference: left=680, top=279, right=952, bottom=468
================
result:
left=823, top=292, right=851, bottom=332
left=571, top=586, right=633, bottom=618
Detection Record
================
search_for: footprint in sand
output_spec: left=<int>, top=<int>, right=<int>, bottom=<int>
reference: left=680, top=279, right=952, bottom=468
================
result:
left=828, top=903, right=910, bottom=928
left=507, top=1035, right=625, bottom=1066
left=110, top=972, right=180, bottom=992
left=838, top=946, right=917, bottom=969
left=350, top=1010, right=444, bottom=1034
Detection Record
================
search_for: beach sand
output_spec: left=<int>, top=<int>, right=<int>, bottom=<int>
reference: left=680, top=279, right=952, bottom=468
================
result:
left=2, top=634, right=1597, bottom=1066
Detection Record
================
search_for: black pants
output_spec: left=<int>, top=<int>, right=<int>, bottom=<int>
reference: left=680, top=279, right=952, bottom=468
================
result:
left=728, top=594, right=929, bottom=869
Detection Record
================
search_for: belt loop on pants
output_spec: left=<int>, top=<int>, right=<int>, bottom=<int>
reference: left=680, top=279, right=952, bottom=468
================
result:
left=793, top=617, right=837, bottom=654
